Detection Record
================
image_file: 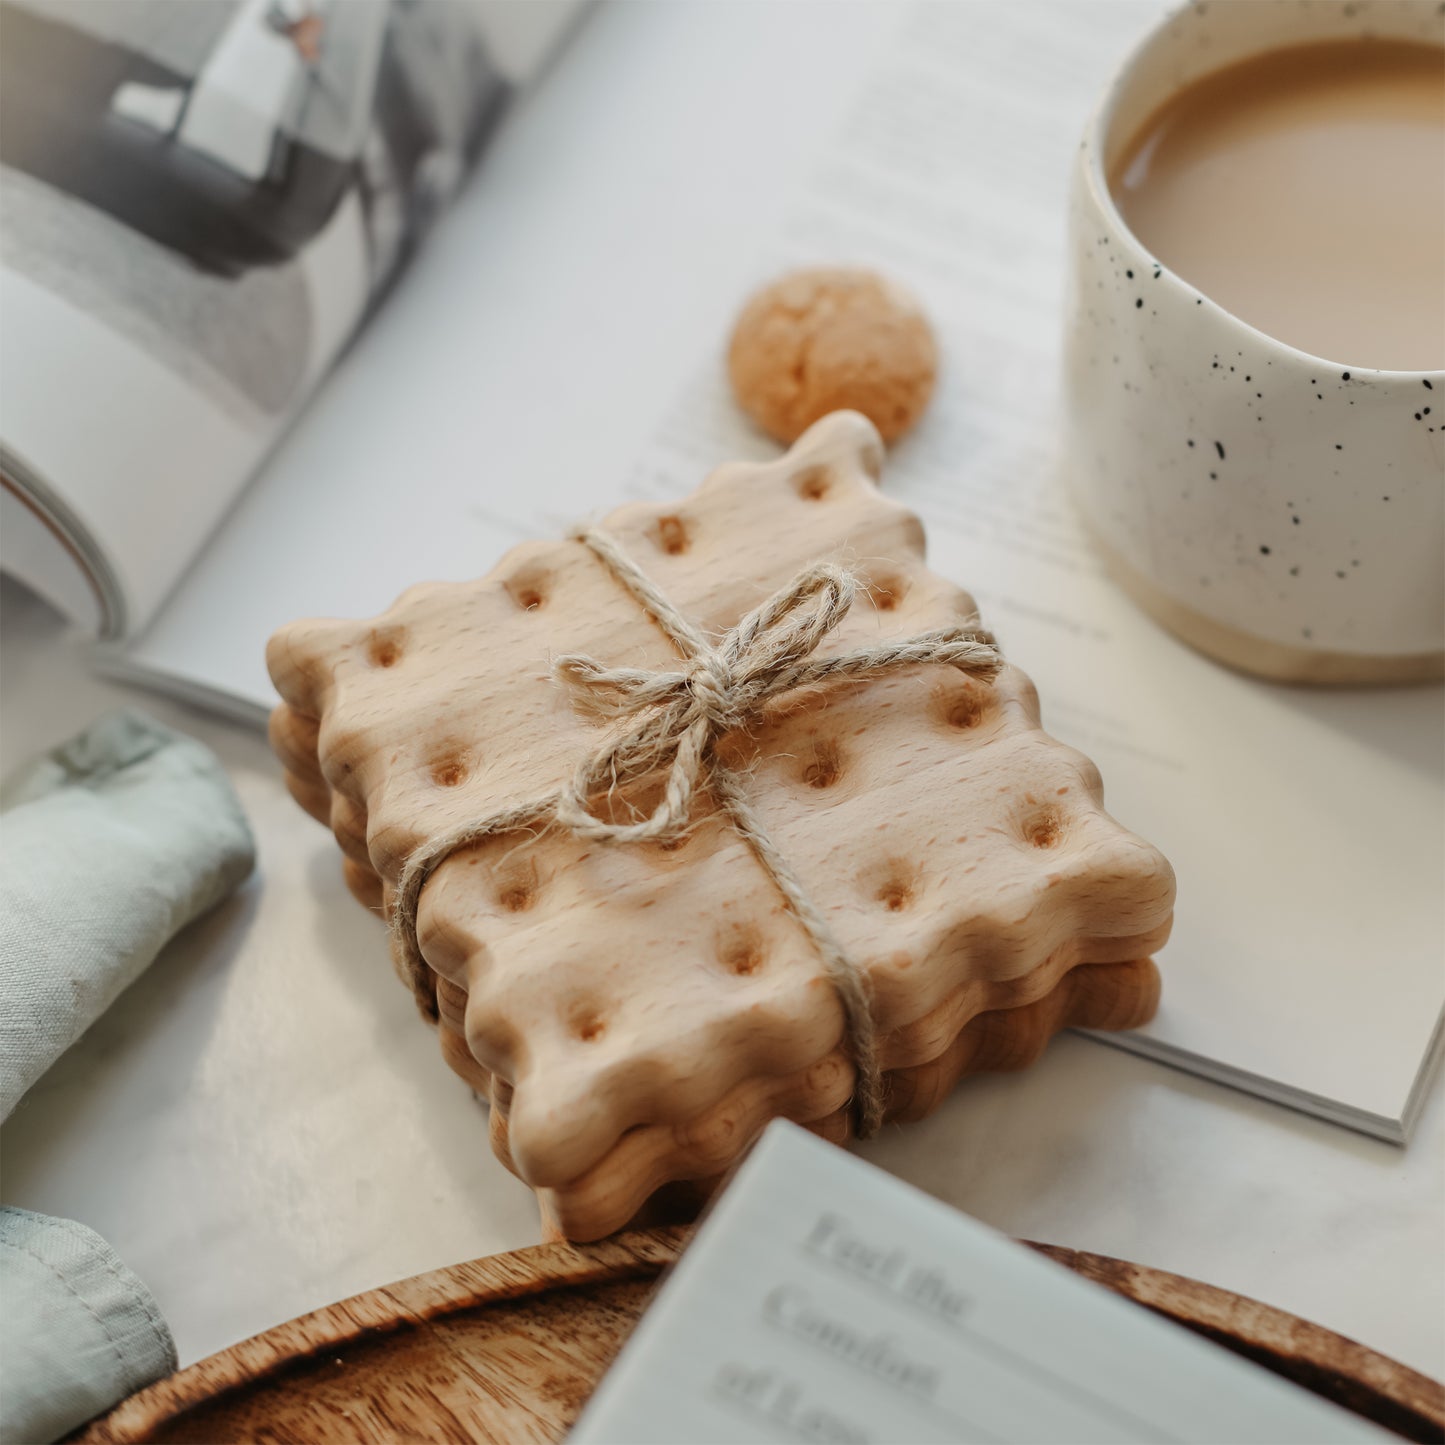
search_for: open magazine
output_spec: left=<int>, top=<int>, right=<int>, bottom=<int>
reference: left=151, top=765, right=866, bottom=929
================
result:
left=1, top=0, right=1440, bottom=1147
left=0, top=0, right=583, bottom=636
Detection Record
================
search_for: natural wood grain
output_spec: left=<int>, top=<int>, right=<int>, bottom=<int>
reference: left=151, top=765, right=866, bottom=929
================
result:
left=1033, top=1246, right=1445, bottom=1445
left=75, top=1231, right=1444, bottom=1444
left=266, top=410, right=1176, bottom=1238
left=75, top=1231, right=686, bottom=1445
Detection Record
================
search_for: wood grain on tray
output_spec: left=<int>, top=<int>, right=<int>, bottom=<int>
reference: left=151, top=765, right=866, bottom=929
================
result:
left=76, top=1230, right=1445, bottom=1445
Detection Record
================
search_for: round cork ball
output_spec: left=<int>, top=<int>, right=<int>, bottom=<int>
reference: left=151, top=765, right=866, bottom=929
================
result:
left=727, top=268, right=938, bottom=445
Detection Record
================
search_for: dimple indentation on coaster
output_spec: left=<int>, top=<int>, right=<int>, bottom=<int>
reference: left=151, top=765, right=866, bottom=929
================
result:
left=865, top=858, right=917, bottom=913
left=494, top=857, right=540, bottom=913
left=795, top=465, right=832, bottom=502
left=939, top=682, right=987, bottom=731
left=430, top=750, right=472, bottom=788
left=504, top=566, right=551, bottom=612
left=801, top=738, right=843, bottom=789
left=865, top=573, right=907, bottom=613
left=879, top=880, right=912, bottom=912
left=574, top=1013, right=607, bottom=1044
left=655, top=515, right=690, bottom=556
left=367, top=628, right=405, bottom=668
left=717, top=923, right=766, bottom=977
left=1022, top=803, right=1065, bottom=849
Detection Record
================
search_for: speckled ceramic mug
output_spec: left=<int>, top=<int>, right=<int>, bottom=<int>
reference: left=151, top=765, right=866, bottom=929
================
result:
left=1064, top=0, right=1444, bottom=684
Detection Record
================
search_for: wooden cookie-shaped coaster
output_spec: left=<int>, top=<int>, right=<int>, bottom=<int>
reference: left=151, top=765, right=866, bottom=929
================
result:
left=268, top=411, right=1174, bottom=1240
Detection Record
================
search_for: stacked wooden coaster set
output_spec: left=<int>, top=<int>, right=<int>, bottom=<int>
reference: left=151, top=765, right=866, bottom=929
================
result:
left=267, top=411, right=1175, bottom=1240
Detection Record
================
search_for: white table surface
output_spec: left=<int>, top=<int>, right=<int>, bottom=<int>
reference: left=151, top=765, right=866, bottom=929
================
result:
left=2, top=576, right=1442, bottom=1380
left=3, top=0, right=1443, bottom=1397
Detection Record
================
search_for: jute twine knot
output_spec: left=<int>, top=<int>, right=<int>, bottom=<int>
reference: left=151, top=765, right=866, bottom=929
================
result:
left=555, top=560, right=864, bottom=844
left=392, top=526, right=1002, bottom=1138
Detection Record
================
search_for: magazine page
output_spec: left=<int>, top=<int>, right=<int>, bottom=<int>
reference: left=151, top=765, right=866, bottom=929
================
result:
left=0, top=0, right=585, bottom=636
left=114, top=0, right=1442, bottom=1140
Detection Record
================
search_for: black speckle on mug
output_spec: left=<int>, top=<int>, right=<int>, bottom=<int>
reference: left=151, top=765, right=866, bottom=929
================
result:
left=1289, top=566, right=1300, bottom=577
left=1209, top=471, right=1218, bottom=480
left=1187, top=438, right=1195, bottom=448
left=1416, top=412, right=1423, bottom=421
left=1126, top=269, right=1134, bottom=279
left=1336, top=570, right=1347, bottom=579
left=1335, top=443, right=1343, bottom=450
left=1214, top=441, right=1226, bottom=460
left=1259, top=545, right=1271, bottom=555
left=1342, top=371, right=1351, bottom=381
left=1425, top=379, right=1434, bottom=390
left=1292, top=515, right=1301, bottom=524
left=1135, top=298, right=1143, bottom=309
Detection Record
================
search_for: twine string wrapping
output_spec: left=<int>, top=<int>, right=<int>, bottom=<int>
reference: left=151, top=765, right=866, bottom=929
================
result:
left=391, top=526, right=1001, bottom=1137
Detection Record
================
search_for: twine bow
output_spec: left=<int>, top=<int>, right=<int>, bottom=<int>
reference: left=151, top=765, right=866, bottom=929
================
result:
left=392, top=526, right=1001, bottom=1137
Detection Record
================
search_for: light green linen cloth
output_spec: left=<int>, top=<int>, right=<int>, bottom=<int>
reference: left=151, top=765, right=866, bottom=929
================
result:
left=0, top=710, right=255, bottom=1442
left=0, top=1207, right=177, bottom=1445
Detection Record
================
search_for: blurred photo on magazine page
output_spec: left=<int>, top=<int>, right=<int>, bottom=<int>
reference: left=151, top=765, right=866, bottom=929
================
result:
left=0, top=0, right=585, bottom=637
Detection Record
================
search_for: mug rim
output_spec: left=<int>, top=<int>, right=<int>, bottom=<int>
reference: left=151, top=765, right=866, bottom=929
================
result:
left=1080, top=2, right=1445, bottom=382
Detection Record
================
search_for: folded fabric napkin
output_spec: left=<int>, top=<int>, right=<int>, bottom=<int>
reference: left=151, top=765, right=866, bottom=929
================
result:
left=0, top=709, right=255, bottom=1120
left=0, top=710, right=255, bottom=1441
left=0, top=1208, right=177, bottom=1444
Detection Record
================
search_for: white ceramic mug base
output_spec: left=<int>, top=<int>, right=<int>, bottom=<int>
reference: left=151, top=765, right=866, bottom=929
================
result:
left=1090, top=523, right=1445, bottom=686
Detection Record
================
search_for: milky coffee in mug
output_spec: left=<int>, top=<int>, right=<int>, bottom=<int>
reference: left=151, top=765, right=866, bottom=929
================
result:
left=1065, top=3, right=1445, bottom=684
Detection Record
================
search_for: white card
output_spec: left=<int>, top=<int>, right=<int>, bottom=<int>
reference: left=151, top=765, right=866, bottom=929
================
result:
left=570, top=1123, right=1392, bottom=1445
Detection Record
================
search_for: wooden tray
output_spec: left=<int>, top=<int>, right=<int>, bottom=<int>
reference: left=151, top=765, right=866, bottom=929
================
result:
left=76, top=1228, right=1445, bottom=1444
